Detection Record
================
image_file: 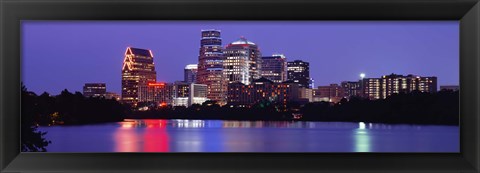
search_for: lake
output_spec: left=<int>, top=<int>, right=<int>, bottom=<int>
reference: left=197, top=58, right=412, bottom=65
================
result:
left=38, top=119, right=459, bottom=152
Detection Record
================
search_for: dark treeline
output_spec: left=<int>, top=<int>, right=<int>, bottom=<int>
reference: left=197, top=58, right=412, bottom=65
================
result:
left=130, top=90, right=459, bottom=125
left=23, top=86, right=126, bottom=126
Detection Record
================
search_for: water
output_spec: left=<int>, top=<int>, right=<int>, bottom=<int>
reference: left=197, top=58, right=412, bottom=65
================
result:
left=38, top=119, right=459, bottom=152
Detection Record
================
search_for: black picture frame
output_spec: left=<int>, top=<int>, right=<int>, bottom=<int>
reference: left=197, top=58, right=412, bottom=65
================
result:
left=1, top=0, right=479, bottom=172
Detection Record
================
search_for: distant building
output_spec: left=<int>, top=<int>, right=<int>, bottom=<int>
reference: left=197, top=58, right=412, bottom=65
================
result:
left=223, top=37, right=262, bottom=85
left=313, top=84, right=345, bottom=103
left=260, top=54, right=287, bottom=83
left=172, top=82, right=209, bottom=107
left=362, top=78, right=382, bottom=100
left=299, top=87, right=314, bottom=102
left=227, top=77, right=300, bottom=107
left=121, top=47, right=156, bottom=106
left=105, top=92, right=121, bottom=101
left=138, top=82, right=174, bottom=106
left=184, top=64, right=198, bottom=83
left=361, top=74, right=437, bottom=100
left=83, top=83, right=106, bottom=97
left=380, top=74, right=437, bottom=99
left=287, top=60, right=310, bottom=88
left=196, top=29, right=226, bottom=104
left=341, top=81, right=362, bottom=99
left=440, top=85, right=459, bottom=91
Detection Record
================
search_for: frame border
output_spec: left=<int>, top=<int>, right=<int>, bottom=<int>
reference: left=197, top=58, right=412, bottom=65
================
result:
left=1, top=0, right=479, bottom=172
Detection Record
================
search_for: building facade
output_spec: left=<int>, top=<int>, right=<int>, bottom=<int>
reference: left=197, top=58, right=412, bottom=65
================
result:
left=138, top=82, right=174, bottom=106
left=83, top=83, right=106, bottom=98
left=341, top=81, right=362, bottom=99
left=313, top=84, right=345, bottom=103
left=260, top=54, right=287, bottom=83
left=223, top=37, right=262, bottom=85
left=184, top=64, right=198, bottom=83
left=227, top=78, right=299, bottom=107
left=172, top=83, right=209, bottom=107
left=121, top=47, right=157, bottom=106
left=287, top=60, right=310, bottom=88
left=361, top=74, right=437, bottom=100
left=196, top=30, right=226, bottom=105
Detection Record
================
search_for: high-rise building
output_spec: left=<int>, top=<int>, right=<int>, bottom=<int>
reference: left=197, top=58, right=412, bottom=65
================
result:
left=196, top=30, right=226, bottom=105
left=83, top=83, right=106, bottom=97
left=223, top=37, right=262, bottom=85
left=362, top=78, right=382, bottom=100
left=121, top=47, right=156, bottom=106
left=184, top=64, right=198, bottom=83
left=287, top=60, right=310, bottom=88
left=227, top=77, right=300, bottom=107
left=260, top=54, right=287, bottom=83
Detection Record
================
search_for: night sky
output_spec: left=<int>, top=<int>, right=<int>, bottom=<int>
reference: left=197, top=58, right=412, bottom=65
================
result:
left=22, top=21, right=459, bottom=95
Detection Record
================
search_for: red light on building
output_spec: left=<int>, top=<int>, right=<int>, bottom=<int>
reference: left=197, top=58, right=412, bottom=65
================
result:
left=148, top=82, right=165, bottom=86
left=159, top=102, right=167, bottom=107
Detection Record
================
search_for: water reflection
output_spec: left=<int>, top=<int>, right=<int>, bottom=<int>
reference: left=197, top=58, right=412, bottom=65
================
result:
left=40, top=119, right=458, bottom=152
left=354, top=122, right=371, bottom=152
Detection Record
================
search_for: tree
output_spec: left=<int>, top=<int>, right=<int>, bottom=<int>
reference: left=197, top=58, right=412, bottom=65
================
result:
left=21, top=83, right=51, bottom=152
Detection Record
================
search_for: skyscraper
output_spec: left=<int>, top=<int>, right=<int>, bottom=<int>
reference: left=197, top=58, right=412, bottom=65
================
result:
left=121, top=47, right=156, bottom=106
left=223, top=37, right=262, bottom=85
left=260, top=54, right=287, bottom=83
left=287, top=60, right=310, bottom=88
left=184, top=64, right=198, bottom=83
left=197, top=30, right=225, bottom=104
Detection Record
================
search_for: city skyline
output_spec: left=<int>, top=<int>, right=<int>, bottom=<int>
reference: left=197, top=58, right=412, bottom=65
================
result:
left=22, top=21, right=459, bottom=95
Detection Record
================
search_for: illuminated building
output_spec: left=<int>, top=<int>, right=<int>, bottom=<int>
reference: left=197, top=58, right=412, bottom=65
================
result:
left=361, top=74, right=437, bottom=100
left=362, top=78, right=382, bottom=100
left=298, top=88, right=314, bottom=102
left=172, top=82, right=209, bottom=107
left=227, top=77, right=299, bottom=107
left=138, top=82, right=174, bottom=105
left=121, top=47, right=156, bottom=106
left=105, top=92, right=121, bottom=101
left=287, top=60, right=310, bottom=88
left=184, top=64, right=198, bottom=83
left=223, top=37, right=262, bottom=85
left=341, top=81, right=362, bottom=99
left=83, top=83, right=106, bottom=97
left=196, top=30, right=226, bottom=104
left=313, top=84, right=345, bottom=103
left=380, top=74, right=437, bottom=99
left=440, top=85, right=459, bottom=91
left=260, top=54, right=287, bottom=83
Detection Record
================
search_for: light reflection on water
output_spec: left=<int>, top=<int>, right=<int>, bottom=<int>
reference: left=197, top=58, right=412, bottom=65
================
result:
left=39, top=119, right=459, bottom=152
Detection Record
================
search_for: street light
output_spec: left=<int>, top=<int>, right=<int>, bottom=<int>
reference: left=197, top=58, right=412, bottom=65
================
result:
left=360, top=73, right=366, bottom=79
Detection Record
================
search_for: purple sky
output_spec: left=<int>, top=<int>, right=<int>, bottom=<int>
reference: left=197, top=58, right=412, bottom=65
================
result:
left=22, top=21, right=459, bottom=95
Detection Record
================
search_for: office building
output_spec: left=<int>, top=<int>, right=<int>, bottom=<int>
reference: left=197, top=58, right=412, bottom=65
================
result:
left=83, top=83, right=106, bottom=97
left=380, top=74, right=437, bottom=99
left=287, top=60, right=310, bottom=88
left=121, top=47, right=156, bottom=106
left=184, top=64, right=198, bottom=83
left=172, top=83, right=209, bottom=107
left=223, top=37, right=262, bottom=85
left=227, top=77, right=300, bottom=107
left=138, top=82, right=174, bottom=106
left=341, top=81, right=362, bottom=99
left=362, top=78, right=382, bottom=100
left=260, top=54, right=287, bottom=83
left=313, top=84, right=345, bottom=103
left=196, top=29, right=226, bottom=104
